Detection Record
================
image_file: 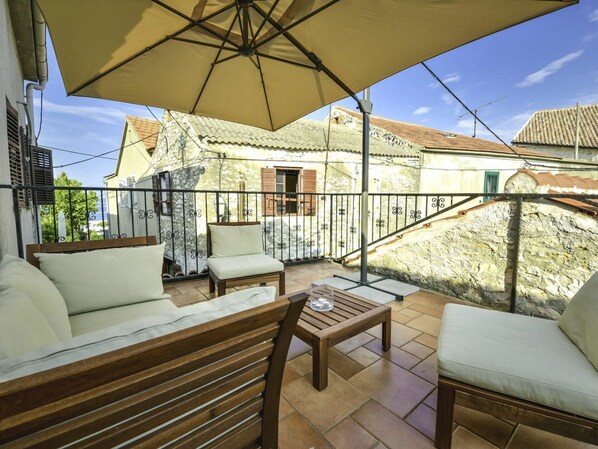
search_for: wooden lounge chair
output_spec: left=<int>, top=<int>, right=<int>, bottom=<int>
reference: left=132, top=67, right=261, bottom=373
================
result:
left=207, top=221, right=285, bottom=297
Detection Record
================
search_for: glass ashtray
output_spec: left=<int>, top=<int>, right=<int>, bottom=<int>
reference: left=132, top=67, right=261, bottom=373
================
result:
left=310, top=296, right=334, bottom=312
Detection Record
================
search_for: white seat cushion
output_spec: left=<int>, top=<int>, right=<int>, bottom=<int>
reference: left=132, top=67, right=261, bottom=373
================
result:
left=0, top=287, right=275, bottom=381
left=438, top=304, right=598, bottom=420
left=207, top=254, right=283, bottom=280
left=0, top=255, right=71, bottom=340
left=209, top=224, right=264, bottom=257
left=36, top=244, right=166, bottom=315
left=69, top=297, right=176, bottom=336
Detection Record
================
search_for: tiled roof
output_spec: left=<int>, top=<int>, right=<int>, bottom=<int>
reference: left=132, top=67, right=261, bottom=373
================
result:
left=335, top=107, right=558, bottom=159
left=126, top=116, right=161, bottom=152
left=546, top=192, right=598, bottom=216
left=514, top=169, right=598, bottom=191
left=512, top=104, right=598, bottom=148
left=183, top=113, right=420, bottom=158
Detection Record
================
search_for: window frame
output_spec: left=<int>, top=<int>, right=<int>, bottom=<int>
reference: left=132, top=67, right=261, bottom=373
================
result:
left=483, top=171, right=500, bottom=201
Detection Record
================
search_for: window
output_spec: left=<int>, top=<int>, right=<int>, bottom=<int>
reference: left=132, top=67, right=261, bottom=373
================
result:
left=119, top=176, right=136, bottom=208
left=31, top=146, right=55, bottom=205
left=484, top=171, right=499, bottom=201
left=261, top=167, right=316, bottom=216
left=6, top=99, right=25, bottom=207
left=152, top=171, right=172, bottom=216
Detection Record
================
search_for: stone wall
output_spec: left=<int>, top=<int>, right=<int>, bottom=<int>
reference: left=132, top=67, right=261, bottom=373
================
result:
left=349, top=200, right=598, bottom=319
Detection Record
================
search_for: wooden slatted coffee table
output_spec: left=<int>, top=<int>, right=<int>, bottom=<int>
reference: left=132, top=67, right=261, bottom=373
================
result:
left=293, top=285, right=392, bottom=390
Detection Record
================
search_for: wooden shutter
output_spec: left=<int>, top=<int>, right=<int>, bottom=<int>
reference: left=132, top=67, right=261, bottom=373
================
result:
left=261, top=168, right=275, bottom=216
left=301, top=169, right=317, bottom=216
left=163, top=171, right=172, bottom=215
left=31, top=146, right=55, bottom=205
left=6, top=99, right=25, bottom=207
left=152, top=174, right=160, bottom=215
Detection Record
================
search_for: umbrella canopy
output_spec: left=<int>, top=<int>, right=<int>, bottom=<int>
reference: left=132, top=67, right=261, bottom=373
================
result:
left=38, top=0, right=576, bottom=131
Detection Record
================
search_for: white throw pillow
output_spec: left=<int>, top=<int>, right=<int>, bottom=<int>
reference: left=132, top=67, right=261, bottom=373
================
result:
left=209, top=224, right=264, bottom=257
left=0, top=288, right=59, bottom=360
left=0, top=255, right=71, bottom=340
left=559, top=272, right=598, bottom=371
left=36, top=244, right=166, bottom=315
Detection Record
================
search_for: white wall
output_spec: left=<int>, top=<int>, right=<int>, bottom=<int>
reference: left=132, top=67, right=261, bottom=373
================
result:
left=0, top=0, right=32, bottom=258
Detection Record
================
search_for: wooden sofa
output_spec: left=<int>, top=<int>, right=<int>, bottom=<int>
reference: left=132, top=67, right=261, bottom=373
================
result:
left=1, top=237, right=307, bottom=448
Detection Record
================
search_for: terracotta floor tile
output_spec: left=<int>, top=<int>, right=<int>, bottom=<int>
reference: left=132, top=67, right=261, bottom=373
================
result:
left=346, top=347, right=381, bottom=367
left=352, top=401, right=435, bottom=449
left=282, top=366, right=302, bottom=386
left=398, top=307, right=423, bottom=318
left=283, top=372, right=369, bottom=433
left=423, top=389, right=437, bottom=410
left=415, top=333, right=438, bottom=350
left=364, top=339, right=421, bottom=370
left=454, top=405, right=515, bottom=449
left=410, top=355, right=439, bottom=385
left=279, top=413, right=333, bottom=449
left=164, top=286, right=181, bottom=296
left=405, top=403, right=437, bottom=440
left=372, top=443, right=389, bottom=449
left=279, top=397, right=295, bottom=421
left=408, top=303, right=445, bottom=319
left=405, top=314, right=442, bottom=337
left=349, top=359, right=435, bottom=419
left=451, top=426, right=499, bottom=449
left=287, top=336, right=311, bottom=361
left=324, top=417, right=378, bottom=449
left=506, top=425, right=597, bottom=449
left=288, top=353, right=312, bottom=376
left=366, top=322, right=422, bottom=348
left=391, top=311, right=415, bottom=324
left=171, top=291, right=206, bottom=307
left=334, top=333, right=375, bottom=354
left=329, top=349, right=366, bottom=379
left=401, top=340, right=435, bottom=359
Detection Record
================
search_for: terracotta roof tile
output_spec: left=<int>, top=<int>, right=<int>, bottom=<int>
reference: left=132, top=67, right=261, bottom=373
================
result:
left=546, top=191, right=598, bottom=216
left=126, top=116, right=161, bottom=152
left=515, top=169, right=598, bottom=190
left=336, top=106, right=558, bottom=159
left=512, top=104, right=598, bottom=148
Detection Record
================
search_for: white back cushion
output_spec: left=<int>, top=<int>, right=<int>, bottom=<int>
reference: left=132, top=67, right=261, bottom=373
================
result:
left=209, top=224, right=264, bottom=257
left=36, top=244, right=166, bottom=315
left=0, top=288, right=59, bottom=360
left=0, top=255, right=71, bottom=340
left=559, top=272, right=598, bottom=370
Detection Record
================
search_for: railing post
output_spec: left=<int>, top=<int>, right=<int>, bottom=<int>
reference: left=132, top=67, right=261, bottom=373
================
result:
left=509, top=197, right=523, bottom=313
left=12, top=188, right=24, bottom=258
left=216, top=192, right=221, bottom=222
left=329, top=195, right=334, bottom=258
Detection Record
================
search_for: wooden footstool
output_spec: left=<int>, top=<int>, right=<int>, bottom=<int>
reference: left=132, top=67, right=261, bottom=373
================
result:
left=293, top=286, right=392, bottom=390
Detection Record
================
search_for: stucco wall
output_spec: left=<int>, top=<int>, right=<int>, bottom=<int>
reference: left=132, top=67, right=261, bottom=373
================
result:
left=515, top=143, right=597, bottom=162
left=351, top=200, right=598, bottom=319
left=0, top=0, right=34, bottom=258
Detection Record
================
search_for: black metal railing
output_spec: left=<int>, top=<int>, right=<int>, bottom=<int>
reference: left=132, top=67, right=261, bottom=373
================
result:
left=3, top=184, right=597, bottom=317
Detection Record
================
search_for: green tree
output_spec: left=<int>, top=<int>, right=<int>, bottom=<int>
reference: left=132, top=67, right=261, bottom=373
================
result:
left=41, top=172, right=99, bottom=242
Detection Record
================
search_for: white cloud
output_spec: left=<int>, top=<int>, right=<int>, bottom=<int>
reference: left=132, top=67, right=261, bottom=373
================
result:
left=441, top=93, right=454, bottom=105
left=456, top=119, right=474, bottom=130
left=590, top=9, right=598, bottom=22
left=35, top=99, right=154, bottom=125
left=413, top=106, right=432, bottom=115
left=443, top=73, right=461, bottom=84
left=578, top=92, right=598, bottom=104
left=516, top=50, right=584, bottom=87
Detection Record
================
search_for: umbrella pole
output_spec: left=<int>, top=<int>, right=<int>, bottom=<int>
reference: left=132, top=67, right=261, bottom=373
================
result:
left=358, top=88, right=373, bottom=285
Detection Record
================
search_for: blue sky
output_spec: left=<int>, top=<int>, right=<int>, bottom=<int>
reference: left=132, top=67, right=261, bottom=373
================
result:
left=35, top=2, right=598, bottom=187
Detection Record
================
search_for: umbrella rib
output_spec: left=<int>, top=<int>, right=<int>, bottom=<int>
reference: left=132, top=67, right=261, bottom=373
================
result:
left=151, top=0, right=240, bottom=49
left=255, top=52, right=317, bottom=71
left=191, top=7, right=240, bottom=113
left=212, top=53, right=242, bottom=66
left=170, top=37, right=237, bottom=52
left=251, top=32, right=274, bottom=130
left=68, top=23, right=196, bottom=95
left=252, top=3, right=360, bottom=104
left=254, top=0, right=341, bottom=50
left=249, top=0, right=281, bottom=47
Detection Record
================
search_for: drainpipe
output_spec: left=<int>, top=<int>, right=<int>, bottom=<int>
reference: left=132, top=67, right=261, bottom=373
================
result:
left=25, top=1, right=48, bottom=145
left=574, top=102, right=580, bottom=160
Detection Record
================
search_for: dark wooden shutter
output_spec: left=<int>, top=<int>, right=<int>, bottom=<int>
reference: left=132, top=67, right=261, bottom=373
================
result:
left=163, top=171, right=172, bottom=215
left=302, top=169, right=317, bottom=216
left=152, top=174, right=160, bottom=215
left=6, top=99, right=25, bottom=207
left=31, top=146, right=54, bottom=205
left=261, top=168, right=275, bottom=216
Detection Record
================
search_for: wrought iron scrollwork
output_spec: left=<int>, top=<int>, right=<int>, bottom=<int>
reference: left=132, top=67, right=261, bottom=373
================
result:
left=242, top=208, right=253, bottom=217
left=391, top=206, right=403, bottom=215
left=292, top=225, right=302, bottom=231
left=111, top=233, right=128, bottom=239
left=190, top=249, right=205, bottom=260
left=138, top=209, right=154, bottom=220
left=320, top=224, right=329, bottom=231
left=187, top=208, right=202, bottom=218
left=338, top=208, right=346, bottom=216
left=263, top=225, right=271, bottom=235
left=88, top=211, right=96, bottom=220
left=338, top=241, right=345, bottom=248
left=349, top=226, right=357, bottom=234
left=164, top=230, right=180, bottom=240
left=376, top=219, right=385, bottom=228
left=305, top=239, right=314, bottom=247
left=409, top=210, right=422, bottom=220
left=432, top=197, right=445, bottom=210
left=276, top=242, right=287, bottom=249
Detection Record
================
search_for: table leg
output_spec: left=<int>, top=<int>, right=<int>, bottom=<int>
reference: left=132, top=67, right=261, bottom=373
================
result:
left=382, top=312, right=391, bottom=352
left=312, top=337, right=328, bottom=391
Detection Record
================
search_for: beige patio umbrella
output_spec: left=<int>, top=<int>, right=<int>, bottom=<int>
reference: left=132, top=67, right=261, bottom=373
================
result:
left=37, top=0, right=577, bottom=283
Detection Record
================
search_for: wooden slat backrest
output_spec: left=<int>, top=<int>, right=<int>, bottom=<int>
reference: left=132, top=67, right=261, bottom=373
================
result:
left=0, top=292, right=307, bottom=448
left=26, top=236, right=158, bottom=269
left=206, top=221, right=261, bottom=257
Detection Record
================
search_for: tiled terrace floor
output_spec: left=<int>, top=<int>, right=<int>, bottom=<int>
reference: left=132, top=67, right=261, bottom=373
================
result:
left=165, top=261, right=596, bottom=449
